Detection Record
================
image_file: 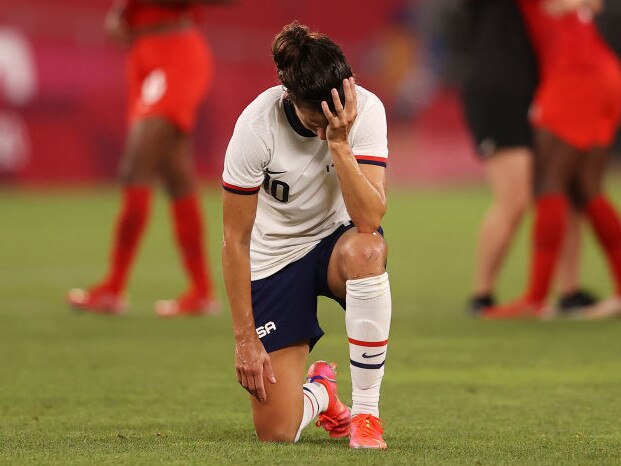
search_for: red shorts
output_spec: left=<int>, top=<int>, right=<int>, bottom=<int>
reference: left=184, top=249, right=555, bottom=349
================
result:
left=530, top=56, right=621, bottom=150
left=127, top=28, right=212, bottom=132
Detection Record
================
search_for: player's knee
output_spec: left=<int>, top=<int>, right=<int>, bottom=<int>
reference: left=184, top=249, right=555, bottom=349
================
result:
left=255, top=425, right=297, bottom=443
left=253, top=410, right=300, bottom=443
left=341, top=233, right=387, bottom=275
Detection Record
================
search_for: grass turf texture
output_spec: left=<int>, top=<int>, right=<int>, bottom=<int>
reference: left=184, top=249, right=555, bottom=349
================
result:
left=1, top=181, right=621, bottom=465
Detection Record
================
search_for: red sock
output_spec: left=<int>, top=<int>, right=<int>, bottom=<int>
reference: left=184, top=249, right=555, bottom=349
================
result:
left=103, top=186, right=152, bottom=294
left=171, top=194, right=213, bottom=297
left=585, top=195, right=621, bottom=295
left=525, top=194, right=569, bottom=303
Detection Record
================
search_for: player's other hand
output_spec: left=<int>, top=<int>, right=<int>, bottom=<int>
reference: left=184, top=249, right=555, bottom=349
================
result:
left=104, top=3, right=133, bottom=45
left=321, top=77, right=358, bottom=145
left=543, top=0, right=602, bottom=17
left=235, top=336, right=276, bottom=402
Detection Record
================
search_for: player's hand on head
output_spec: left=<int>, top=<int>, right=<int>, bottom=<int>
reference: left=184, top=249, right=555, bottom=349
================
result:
left=235, top=337, right=276, bottom=402
left=321, top=77, right=357, bottom=144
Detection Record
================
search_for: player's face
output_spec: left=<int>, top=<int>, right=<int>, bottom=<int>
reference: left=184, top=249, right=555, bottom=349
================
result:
left=294, top=104, right=329, bottom=140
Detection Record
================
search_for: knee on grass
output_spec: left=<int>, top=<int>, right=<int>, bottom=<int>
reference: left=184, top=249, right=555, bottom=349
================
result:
left=255, top=425, right=298, bottom=443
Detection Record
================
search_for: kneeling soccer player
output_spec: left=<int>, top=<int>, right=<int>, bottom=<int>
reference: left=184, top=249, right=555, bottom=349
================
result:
left=221, top=22, right=392, bottom=449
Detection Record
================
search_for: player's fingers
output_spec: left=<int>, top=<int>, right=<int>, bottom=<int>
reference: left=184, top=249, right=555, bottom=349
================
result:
left=331, top=88, right=344, bottom=114
left=264, top=358, right=277, bottom=385
left=255, top=373, right=267, bottom=402
left=342, top=78, right=353, bottom=107
left=246, top=370, right=258, bottom=396
left=321, top=100, right=335, bottom=122
left=240, top=369, right=261, bottom=400
left=239, top=370, right=250, bottom=391
left=345, top=77, right=358, bottom=119
left=542, top=0, right=575, bottom=16
left=542, top=0, right=561, bottom=15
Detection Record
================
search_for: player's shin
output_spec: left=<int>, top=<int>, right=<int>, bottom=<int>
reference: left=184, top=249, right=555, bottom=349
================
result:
left=294, top=382, right=328, bottom=442
left=345, top=272, right=391, bottom=418
left=106, top=185, right=152, bottom=293
left=170, top=194, right=212, bottom=296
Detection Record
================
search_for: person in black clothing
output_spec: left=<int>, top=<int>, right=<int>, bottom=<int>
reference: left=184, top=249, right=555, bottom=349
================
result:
left=459, top=0, right=595, bottom=315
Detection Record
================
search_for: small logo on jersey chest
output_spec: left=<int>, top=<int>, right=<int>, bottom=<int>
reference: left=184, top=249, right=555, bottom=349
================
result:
left=265, top=168, right=286, bottom=175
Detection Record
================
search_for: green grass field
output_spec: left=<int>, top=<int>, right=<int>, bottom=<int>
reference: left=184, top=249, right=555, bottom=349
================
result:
left=2, top=181, right=621, bottom=465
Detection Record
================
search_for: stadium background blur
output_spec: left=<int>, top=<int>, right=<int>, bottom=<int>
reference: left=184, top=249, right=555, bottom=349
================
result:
left=3, top=0, right=618, bottom=187
left=3, top=1, right=621, bottom=464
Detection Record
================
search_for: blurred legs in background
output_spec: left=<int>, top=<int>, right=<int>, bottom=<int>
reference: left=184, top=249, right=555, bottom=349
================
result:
left=68, top=117, right=217, bottom=316
left=486, top=130, right=621, bottom=319
left=460, top=0, right=596, bottom=316
left=67, top=5, right=218, bottom=316
left=470, top=148, right=531, bottom=311
left=469, top=146, right=593, bottom=316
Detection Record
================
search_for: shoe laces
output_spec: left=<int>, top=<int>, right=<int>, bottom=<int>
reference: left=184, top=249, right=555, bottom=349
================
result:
left=352, top=414, right=384, bottom=438
left=316, top=405, right=346, bottom=429
left=316, top=416, right=337, bottom=430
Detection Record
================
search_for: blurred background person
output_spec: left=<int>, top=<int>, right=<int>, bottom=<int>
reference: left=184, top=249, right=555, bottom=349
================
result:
left=459, top=0, right=596, bottom=316
left=485, top=0, right=621, bottom=319
left=68, top=0, right=235, bottom=317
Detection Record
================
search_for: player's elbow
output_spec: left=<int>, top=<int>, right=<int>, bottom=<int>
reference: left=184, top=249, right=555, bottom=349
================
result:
left=222, top=229, right=251, bottom=250
left=354, top=207, right=386, bottom=233
left=355, top=221, right=381, bottom=234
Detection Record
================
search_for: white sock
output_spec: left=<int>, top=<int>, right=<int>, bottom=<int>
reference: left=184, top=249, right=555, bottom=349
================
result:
left=346, top=272, right=391, bottom=418
left=294, top=381, right=329, bottom=442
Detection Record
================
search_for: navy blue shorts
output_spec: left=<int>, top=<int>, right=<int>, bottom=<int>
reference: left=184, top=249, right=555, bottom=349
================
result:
left=251, top=223, right=356, bottom=354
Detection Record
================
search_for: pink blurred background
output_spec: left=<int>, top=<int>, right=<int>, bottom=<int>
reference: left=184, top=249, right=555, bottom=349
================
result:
left=1, top=1, right=618, bottom=186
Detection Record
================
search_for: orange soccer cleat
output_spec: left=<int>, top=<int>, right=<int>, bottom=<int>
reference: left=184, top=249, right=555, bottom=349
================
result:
left=306, top=361, right=351, bottom=438
left=482, top=296, right=548, bottom=320
left=67, top=285, right=127, bottom=315
left=349, top=414, right=387, bottom=450
left=154, top=289, right=220, bottom=317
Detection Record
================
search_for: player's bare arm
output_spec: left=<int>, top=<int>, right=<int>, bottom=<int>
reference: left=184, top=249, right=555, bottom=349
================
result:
left=105, top=0, right=134, bottom=44
left=321, top=77, right=387, bottom=234
left=222, top=191, right=276, bottom=402
left=543, top=0, right=603, bottom=16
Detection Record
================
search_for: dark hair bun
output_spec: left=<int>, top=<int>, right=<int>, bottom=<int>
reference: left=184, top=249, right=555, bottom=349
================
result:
left=272, top=21, right=353, bottom=112
left=272, top=21, right=309, bottom=72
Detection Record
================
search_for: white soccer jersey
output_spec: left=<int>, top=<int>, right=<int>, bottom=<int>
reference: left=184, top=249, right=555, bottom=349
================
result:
left=222, top=85, right=388, bottom=280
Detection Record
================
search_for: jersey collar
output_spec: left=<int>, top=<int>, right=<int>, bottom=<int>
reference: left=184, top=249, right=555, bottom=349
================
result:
left=283, top=96, right=317, bottom=138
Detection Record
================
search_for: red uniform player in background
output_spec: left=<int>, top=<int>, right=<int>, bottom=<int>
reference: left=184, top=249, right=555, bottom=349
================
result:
left=68, top=0, right=235, bottom=316
left=486, top=0, right=621, bottom=318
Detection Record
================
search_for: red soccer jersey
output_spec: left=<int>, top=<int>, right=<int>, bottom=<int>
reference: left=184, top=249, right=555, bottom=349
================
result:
left=517, top=0, right=613, bottom=76
left=123, top=0, right=202, bottom=29
left=517, top=0, right=621, bottom=149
